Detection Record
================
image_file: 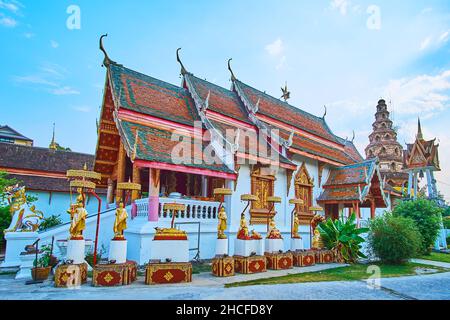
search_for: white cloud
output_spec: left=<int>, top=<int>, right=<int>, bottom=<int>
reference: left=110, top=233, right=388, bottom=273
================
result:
left=420, top=7, right=433, bottom=15
left=73, top=106, right=91, bottom=113
left=276, top=55, right=286, bottom=70
left=50, top=86, right=79, bottom=95
left=13, top=63, right=79, bottom=95
left=50, top=40, right=59, bottom=48
left=330, top=0, right=350, bottom=16
left=265, top=38, right=284, bottom=56
left=23, top=32, right=34, bottom=39
left=0, top=14, right=17, bottom=27
left=383, top=70, right=450, bottom=115
left=0, top=0, right=20, bottom=13
left=438, top=31, right=449, bottom=44
left=420, top=36, right=432, bottom=51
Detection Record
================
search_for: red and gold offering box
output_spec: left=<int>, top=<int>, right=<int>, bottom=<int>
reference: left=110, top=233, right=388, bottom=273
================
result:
left=234, top=255, right=267, bottom=274
left=314, top=250, right=335, bottom=264
left=124, top=260, right=138, bottom=284
left=54, top=263, right=88, bottom=288
left=92, top=263, right=127, bottom=287
left=145, top=262, right=192, bottom=285
left=212, top=256, right=235, bottom=277
left=265, top=252, right=293, bottom=270
left=293, top=250, right=316, bottom=267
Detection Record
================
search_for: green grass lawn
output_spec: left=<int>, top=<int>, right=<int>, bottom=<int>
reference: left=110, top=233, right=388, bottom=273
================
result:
left=420, top=252, right=450, bottom=263
left=225, top=262, right=448, bottom=288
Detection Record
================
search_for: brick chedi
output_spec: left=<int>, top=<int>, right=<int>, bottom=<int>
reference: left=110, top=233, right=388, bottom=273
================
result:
left=365, top=99, right=408, bottom=188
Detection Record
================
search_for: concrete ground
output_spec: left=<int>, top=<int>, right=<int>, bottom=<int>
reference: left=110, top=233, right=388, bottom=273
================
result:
left=0, top=261, right=449, bottom=300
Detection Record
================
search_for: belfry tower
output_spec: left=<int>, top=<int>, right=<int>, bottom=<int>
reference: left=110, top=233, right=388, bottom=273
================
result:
left=365, top=99, right=408, bottom=188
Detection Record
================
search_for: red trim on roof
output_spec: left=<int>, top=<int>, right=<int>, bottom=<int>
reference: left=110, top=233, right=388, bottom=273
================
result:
left=133, top=160, right=237, bottom=180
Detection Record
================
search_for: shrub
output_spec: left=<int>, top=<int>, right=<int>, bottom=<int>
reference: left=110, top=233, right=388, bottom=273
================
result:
left=38, top=214, right=63, bottom=231
left=318, top=213, right=368, bottom=263
left=443, top=217, right=450, bottom=230
left=392, top=199, right=443, bottom=254
left=368, top=214, right=423, bottom=264
left=0, top=206, right=11, bottom=236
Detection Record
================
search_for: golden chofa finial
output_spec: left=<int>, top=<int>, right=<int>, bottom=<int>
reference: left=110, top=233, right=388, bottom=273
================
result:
left=49, top=122, right=57, bottom=150
left=176, top=48, right=188, bottom=75
left=228, top=58, right=237, bottom=81
left=99, top=33, right=117, bottom=67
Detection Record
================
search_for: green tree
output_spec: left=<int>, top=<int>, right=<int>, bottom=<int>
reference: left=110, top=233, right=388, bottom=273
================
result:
left=368, top=214, right=423, bottom=264
left=392, top=199, right=443, bottom=254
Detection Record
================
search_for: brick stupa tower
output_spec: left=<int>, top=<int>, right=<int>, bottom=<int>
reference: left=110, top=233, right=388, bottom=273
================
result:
left=365, top=99, right=408, bottom=188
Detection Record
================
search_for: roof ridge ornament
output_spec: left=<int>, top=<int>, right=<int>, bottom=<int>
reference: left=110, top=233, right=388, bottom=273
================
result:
left=99, top=34, right=115, bottom=67
left=228, top=58, right=237, bottom=81
left=280, top=82, right=290, bottom=101
left=253, top=98, right=260, bottom=113
left=351, top=130, right=355, bottom=143
left=202, top=90, right=211, bottom=113
left=322, top=105, right=327, bottom=119
left=176, top=48, right=188, bottom=75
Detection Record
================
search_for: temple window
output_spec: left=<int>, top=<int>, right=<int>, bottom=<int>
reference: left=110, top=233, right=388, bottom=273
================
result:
left=375, top=135, right=380, bottom=142
left=250, top=164, right=276, bottom=224
left=294, top=163, right=314, bottom=225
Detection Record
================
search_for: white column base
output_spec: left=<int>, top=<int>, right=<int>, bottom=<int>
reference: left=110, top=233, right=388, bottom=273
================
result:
left=67, top=239, right=85, bottom=264
left=290, top=238, right=304, bottom=251
left=215, top=238, right=228, bottom=256
left=15, top=253, right=36, bottom=280
left=254, top=239, right=265, bottom=256
left=1, top=232, right=39, bottom=268
left=108, top=240, right=127, bottom=264
left=151, top=240, right=189, bottom=263
left=234, top=239, right=256, bottom=257
left=265, top=238, right=284, bottom=253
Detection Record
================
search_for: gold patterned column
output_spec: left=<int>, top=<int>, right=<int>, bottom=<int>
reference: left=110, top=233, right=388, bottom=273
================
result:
left=132, top=164, right=141, bottom=201
left=116, top=141, right=126, bottom=201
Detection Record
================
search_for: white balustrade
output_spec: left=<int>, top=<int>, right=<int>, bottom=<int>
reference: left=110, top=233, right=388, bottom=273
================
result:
left=134, top=197, right=220, bottom=222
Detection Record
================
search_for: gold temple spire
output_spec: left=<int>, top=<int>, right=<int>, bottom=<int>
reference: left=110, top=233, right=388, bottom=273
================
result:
left=417, top=118, right=424, bottom=140
left=49, top=122, right=57, bottom=150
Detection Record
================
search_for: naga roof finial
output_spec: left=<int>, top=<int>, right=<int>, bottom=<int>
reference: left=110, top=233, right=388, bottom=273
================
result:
left=228, top=58, right=237, bottom=81
left=351, top=130, right=355, bottom=143
left=99, top=34, right=115, bottom=67
left=176, top=48, right=188, bottom=75
left=322, top=105, right=327, bottom=119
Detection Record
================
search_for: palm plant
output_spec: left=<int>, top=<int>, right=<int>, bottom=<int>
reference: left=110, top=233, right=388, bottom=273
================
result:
left=317, top=213, right=368, bottom=263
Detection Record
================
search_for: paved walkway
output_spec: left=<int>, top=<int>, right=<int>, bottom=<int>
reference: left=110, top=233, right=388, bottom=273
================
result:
left=411, top=258, right=450, bottom=269
left=0, top=262, right=449, bottom=300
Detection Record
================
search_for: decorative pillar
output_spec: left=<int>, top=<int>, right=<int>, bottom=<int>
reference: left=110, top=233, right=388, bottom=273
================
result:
left=370, top=200, right=376, bottom=219
left=201, top=176, right=208, bottom=197
left=407, top=171, right=413, bottom=197
left=116, top=142, right=126, bottom=201
left=413, top=171, right=418, bottom=200
left=132, top=164, right=141, bottom=201
left=106, top=178, right=114, bottom=205
left=148, top=168, right=160, bottom=222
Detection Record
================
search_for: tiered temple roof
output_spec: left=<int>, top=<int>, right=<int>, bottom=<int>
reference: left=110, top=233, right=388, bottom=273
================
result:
left=318, top=158, right=388, bottom=207
left=94, top=38, right=365, bottom=187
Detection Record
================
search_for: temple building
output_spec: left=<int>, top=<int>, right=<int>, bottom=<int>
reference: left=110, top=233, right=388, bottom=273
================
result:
left=365, top=99, right=408, bottom=189
left=0, top=125, right=33, bottom=146
left=91, top=37, right=392, bottom=262
left=0, top=135, right=106, bottom=222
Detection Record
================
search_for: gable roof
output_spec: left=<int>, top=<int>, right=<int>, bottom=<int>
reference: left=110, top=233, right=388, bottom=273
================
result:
left=0, top=125, right=33, bottom=142
left=108, top=63, right=200, bottom=126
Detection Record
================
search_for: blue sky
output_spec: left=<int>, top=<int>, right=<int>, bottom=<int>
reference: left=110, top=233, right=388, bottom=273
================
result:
left=1, top=0, right=450, bottom=199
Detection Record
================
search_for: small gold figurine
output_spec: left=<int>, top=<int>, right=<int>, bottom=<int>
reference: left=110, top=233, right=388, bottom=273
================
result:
left=113, top=202, right=128, bottom=240
left=217, top=206, right=227, bottom=239
left=251, top=229, right=262, bottom=240
left=292, top=212, right=301, bottom=239
left=237, top=213, right=250, bottom=240
left=267, top=218, right=282, bottom=239
left=67, top=189, right=87, bottom=239
left=312, top=229, right=325, bottom=250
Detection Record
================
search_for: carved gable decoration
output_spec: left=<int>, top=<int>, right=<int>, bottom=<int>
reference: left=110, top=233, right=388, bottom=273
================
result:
left=295, top=163, right=314, bottom=187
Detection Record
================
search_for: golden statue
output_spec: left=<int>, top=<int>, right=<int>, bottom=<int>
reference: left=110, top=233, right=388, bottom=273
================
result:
left=217, top=206, right=227, bottom=239
left=251, top=229, right=262, bottom=240
left=312, top=229, right=325, bottom=250
left=292, top=212, right=301, bottom=239
left=237, top=213, right=250, bottom=240
left=267, top=218, right=282, bottom=239
left=67, top=189, right=87, bottom=239
left=113, top=202, right=128, bottom=240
